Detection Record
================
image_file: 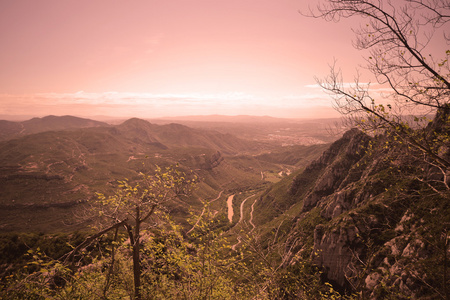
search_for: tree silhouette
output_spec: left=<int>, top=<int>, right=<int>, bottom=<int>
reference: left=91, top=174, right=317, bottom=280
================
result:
left=307, top=0, right=450, bottom=191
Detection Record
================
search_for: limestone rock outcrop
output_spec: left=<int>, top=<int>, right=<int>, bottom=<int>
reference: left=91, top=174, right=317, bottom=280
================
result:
left=282, top=124, right=450, bottom=298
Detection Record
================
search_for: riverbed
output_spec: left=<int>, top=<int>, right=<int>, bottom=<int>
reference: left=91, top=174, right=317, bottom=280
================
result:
left=227, top=194, right=234, bottom=223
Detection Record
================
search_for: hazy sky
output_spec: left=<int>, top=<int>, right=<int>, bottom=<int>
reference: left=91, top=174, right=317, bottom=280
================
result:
left=0, top=0, right=443, bottom=119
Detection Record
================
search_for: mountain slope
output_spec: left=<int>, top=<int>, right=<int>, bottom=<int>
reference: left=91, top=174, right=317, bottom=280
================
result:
left=116, top=118, right=258, bottom=154
left=0, top=118, right=259, bottom=206
left=253, top=125, right=450, bottom=298
left=0, top=117, right=319, bottom=232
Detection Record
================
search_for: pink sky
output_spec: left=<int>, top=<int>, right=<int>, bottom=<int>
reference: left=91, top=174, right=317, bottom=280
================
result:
left=0, top=0, right=444, bottom=119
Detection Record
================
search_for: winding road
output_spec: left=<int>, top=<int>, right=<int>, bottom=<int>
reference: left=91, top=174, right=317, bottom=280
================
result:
left=186, top=189, right=258, bottom=251
left=238, top=194, right=256, bottom=224
left=249, top=197, right=257, bottom=232
left=231, top=195, right=257, bottom=250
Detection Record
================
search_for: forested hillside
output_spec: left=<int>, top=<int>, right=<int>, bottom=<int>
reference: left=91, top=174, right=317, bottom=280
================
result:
left=2, top=109, right=448, bottom=299
left=0, top=115, right=337, bottom=299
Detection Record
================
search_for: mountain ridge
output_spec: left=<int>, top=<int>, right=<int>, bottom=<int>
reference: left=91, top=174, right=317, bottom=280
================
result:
left=252, top=120, right=450, bottom=298
left=0, top=115, right=108, bottom=141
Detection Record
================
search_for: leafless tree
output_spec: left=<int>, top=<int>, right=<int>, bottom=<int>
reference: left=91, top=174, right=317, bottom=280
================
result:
left=305, top=0, right=450, bottom=189
left=303, top=2, right=450, bottom=297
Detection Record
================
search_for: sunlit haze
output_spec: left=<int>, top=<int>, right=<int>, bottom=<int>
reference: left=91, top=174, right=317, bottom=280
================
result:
left=0, top=0, right=444, bottom=120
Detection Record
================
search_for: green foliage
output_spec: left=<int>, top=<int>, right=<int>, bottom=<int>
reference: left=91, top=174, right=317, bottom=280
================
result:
left=1, top=204, right=259, bottom=299
left=95, top=165, right=197, bottom=224
left=0, top=232, right=89, bottom=281
left=138, top=209, right=253, bottom=299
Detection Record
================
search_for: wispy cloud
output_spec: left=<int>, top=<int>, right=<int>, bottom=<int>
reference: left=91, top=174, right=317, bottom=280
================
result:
left=33, top=91, right=259, bottom=105
left=0, top=90, right=338, bottom=118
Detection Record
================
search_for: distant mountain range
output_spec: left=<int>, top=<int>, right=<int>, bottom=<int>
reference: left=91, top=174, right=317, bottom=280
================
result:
left=150, top=115, right=342, bottom=145
left=0, top=114, right=343, bottom=145
left=0, top=115, right=108, bottom=141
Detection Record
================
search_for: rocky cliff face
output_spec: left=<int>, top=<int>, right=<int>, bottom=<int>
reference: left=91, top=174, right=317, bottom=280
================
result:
left=282, top=126, right=450, bottom=298
left=298, top=128, right=371, bottom=212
